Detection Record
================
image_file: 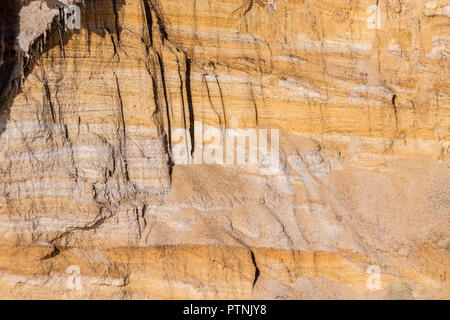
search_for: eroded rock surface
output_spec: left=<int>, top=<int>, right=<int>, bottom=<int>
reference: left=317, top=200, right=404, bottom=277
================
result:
left=0, top=0, right=448, bottom=299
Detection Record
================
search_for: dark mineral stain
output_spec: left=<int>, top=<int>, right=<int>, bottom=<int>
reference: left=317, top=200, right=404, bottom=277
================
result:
left=0, top=0, right=125, bottom=140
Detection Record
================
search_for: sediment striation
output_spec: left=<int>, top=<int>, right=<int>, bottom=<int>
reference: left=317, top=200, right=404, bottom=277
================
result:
left=0, top=0, right=448, bottom=299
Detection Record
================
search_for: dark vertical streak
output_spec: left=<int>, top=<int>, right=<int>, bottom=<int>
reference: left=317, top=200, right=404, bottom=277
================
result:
left=215, top=75, right=227, bottom=128
left=112, top=0, right=122, bottom=44
left=249, top=82, right=258, bottom=126
left=44, top=81, right=56, bottom=123
left=186, top=58, right=195, bottom=155
left=156, top=51, right=172, bottom=150
left=250, top=249, right=260, bottom=288
left=114, top=73, right=130, bottom=182
left=143, top=0, right=154, bottom=46
left=392, top=94, right=398, bottom=131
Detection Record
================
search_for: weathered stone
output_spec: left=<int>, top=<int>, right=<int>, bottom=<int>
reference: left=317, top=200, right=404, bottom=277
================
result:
left=0, top=0, right=448, bottom=299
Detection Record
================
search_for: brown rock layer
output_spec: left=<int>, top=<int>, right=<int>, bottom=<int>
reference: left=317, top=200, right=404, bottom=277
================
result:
left=0, top=0, right=448, bottom=299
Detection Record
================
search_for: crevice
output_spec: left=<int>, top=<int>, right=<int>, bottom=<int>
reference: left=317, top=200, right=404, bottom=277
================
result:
left=202, top=74, right=223, bottom=129
left=186, top=58, right=195, bottom=154
left=113, top=73, right=130, bottom=182
left=142, top=0, right=154, bottom=46
left=112, top=0, right=122, bottom=44
left=250, top=249, right=260, bottom=288
left=40, top=208, right=113, bottom=261
left=43, top=80, right=56, bottom=123
left=147, top=59, right=174, bottom=182
left=248, top=82, right=259, bottom=126
left=173, top=54, right=191, bottom=158
left=233, top=0, right=254, bottom=18
left=40, top=246, right=60, bottom=261
left=134, top=207, right=142, bottom=239
left=155, top=51, right=172, bottom=152
left=215, top=75, right=228, bottom=129
left=147, top=0, right=168, bottom=39
left=103, top=26, right=118, bottom=58
left=392, top=94, right=398, bottom=132
left=135, top=204, right=148, bottom=241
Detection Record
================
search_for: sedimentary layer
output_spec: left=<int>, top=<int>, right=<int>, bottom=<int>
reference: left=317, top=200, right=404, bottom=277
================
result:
left=0, top=0, right=448, bottom=299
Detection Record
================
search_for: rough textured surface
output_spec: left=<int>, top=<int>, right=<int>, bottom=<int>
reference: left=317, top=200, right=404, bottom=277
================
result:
left=0, top=0, right=449, bottom=299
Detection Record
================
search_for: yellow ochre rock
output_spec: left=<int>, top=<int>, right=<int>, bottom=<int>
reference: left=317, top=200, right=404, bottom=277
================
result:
left=0, top=0, right=448, bottom=299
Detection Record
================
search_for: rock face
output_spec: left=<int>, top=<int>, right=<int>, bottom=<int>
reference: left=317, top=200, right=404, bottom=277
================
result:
left=0, top=0, right=448, bottom=299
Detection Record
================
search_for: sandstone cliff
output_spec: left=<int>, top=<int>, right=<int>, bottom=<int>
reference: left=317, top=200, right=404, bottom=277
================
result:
left=0, top=0, right=448, bottom=299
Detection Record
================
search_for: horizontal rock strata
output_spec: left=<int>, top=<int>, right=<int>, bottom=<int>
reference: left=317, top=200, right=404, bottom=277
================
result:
left=0, top=0, right=448, bottom=299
